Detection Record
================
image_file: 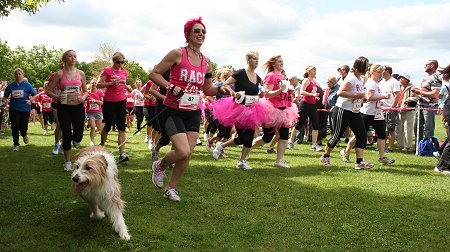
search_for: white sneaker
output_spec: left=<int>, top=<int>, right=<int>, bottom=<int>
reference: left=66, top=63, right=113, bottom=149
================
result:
left=311, top=144, right=323, bottom=151
left=203, top=133, right=208, bottom=141
left=236, top=160, right=252, bottom=170
left=340, top=149, right=350, bottom=163
left=72, top=141, right=81, bottom=149
left=43, top=130, right=48, bottom=135
left=288, top=141, right=294, bottom=150
left=64, top=161, right=72, bottom=172
left=148, top=141, right=154, bottom=150
left=23, top=135, right=29, bottom=144
left=52, top=144, right=60, bottom=155
left=274, top=160, right=290, bottom=168
left=320, top=155, right=332, bottom=167
left=13, top=145, right=19, bottom=152
left=145, top=135, right=150, bottom=143
left=119, top=152, right=129, bottom=163
left=164, top=188, right=181, bottom=202
left=152, top=161, right=166, bottom=188
left=433, top=151, right=440, bottom=159
left=89, top=141, right=95, bottom=146
left=212, top=142, right=223, bottom=160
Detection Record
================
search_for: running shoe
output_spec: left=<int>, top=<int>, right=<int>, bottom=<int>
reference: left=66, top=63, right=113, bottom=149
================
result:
left=379, top=157, right=395, bottom=165
left=72, top=141, right=81, bottom=149
left=212, top=142, right=223, bottom=160
left=266, top=147, right=275, bottom=154
left=206, top=137, right=213, bottom=152
left=23, top=135, right=29, bottom=144
left=288, top=142, right=295, bottom=150
left=52, top=144, right=60, bottom=155
left=119, top=152, right=129, bottom=163
left=340, top=149, right=350, bottom=163
left=320, top=155, right=332, bottom=167
left=274, top=160, right=290, bottom=168
left=164, top=188, right=181, bottom=202
left=13, top=145, right=19, bottom=152
left=354, top=161, right=374, bottom=170
left=64, top=161, right=72, bottom=172
left=151, top=148, right=159, bottom=162
left=311, top=144, right=323, bottom=152
left=236, top=160, right=252, bottom=170
left=152, top=160, right=166, bottom=188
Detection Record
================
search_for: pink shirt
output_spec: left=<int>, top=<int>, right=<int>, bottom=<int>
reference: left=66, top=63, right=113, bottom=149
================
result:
left=101, top=66, right=128, bottom=102
left=142, top=81, right=156, bottom=107
left=163, top=47, right=207, bottom=111
left=265, top=72, right=291, bottom=108
left=36, top=91, right=53, bottom=112
left=86, top=90, right=104, bottom=113
left=125, top=93, right=134, bottom=108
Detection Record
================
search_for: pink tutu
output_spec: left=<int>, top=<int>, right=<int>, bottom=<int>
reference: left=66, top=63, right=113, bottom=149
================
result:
left=264, top=104, right=299, bottom=129
left=212, top=97, right=274, bottom=129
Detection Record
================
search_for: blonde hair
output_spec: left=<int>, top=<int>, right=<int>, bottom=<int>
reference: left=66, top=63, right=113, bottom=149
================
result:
left=61, top=50, right=76, bottom=64
left=327, top=76, right=337, bottom=85
left=245, top=51, right=259, bottom=63
left=14, top=68, right=24, bottom=75
left=369, top=64, right=383, bottom=74
left=303, top=66, right=316, bottom=78
left=112, top=52, right=125, bottom=62
left=262, top=55, right=281, bottom=74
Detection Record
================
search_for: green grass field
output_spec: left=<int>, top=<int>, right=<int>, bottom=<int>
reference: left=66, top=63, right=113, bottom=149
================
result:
left=1, top=121, right=449, bottom=251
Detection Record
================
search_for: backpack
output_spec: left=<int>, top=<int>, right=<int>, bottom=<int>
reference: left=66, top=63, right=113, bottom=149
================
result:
left=418, top=136, right=439, bottom=156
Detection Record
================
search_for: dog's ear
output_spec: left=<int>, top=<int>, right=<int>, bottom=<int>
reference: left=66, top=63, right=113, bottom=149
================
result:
left=90, top=154, right=109, bottom=172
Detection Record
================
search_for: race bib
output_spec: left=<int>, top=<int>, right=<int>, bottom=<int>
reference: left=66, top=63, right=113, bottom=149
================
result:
left=245, top=95, right=259, bottom=106
left=43, top=103, right=52, bottom=109
left=352, top=99, right=362, bottom=112
left=179, top=93, right=200, bottom=110
left=89, top=103, right=99, bottom=111
left=12, top=90, right=24, bottom=99
left=127, top=98, right=134, bottom=103
left=311, top=86, right=317, bottom=93
left=66, top=85, right=79, bottom=94
left=374, top=109, right=385, bottom=120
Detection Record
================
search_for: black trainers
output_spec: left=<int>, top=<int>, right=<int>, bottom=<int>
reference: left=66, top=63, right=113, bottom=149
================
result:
left=119, top=152, right=129, bottom=163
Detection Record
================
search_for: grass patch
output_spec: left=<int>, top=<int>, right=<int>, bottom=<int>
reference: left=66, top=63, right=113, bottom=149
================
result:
left=0, top=122, right=449, bottom=251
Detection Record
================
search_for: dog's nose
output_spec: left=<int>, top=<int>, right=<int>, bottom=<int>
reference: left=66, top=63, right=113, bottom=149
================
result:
left=72, top=174, right=79, bottom=182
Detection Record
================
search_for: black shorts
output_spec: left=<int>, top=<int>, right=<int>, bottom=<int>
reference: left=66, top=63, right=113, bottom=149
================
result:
left=143, top=105, right=157, bottom=127
left=103, top=100, right=127, bottom=132
left=163, top=107, right=201, bottom=137
left=126, top=107, right=134, bottom=115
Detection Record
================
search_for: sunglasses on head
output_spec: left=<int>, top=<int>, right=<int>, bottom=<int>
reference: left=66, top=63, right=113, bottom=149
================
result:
left=115, top=60, right=125, bottom=64
left=193, top=28, right=206, bottom=34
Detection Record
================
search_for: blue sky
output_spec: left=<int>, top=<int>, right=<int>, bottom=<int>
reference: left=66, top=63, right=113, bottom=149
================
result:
left=1, top=0, right=449, bottom=86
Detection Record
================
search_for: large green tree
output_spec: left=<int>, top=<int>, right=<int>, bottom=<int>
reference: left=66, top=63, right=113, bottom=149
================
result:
left=0, top=0, right=64, bottom=17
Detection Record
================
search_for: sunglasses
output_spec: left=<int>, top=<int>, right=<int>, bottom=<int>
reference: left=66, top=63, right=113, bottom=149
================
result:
left=193, top=28, right=207, bottom=34
left=115, top=60, right=125, bottom=64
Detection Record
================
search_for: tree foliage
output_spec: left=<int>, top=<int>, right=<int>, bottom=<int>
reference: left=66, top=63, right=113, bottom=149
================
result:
left=0, top=41, right=151, bottom=89
left=0, top=0, right=65, bottom=17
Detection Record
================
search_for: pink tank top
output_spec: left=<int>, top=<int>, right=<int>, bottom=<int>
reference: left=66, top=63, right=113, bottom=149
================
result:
left=58, top=70, right=82, bottom=94
left=86, top=90, right=104, bottom=113
left=101, top=66, right=128, bottom=102
left=303, top=78, right=318, bottom=104
left=163, top=47, right=207, bottom=111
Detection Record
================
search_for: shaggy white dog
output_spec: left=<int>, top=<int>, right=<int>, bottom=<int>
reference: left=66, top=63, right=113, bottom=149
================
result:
left=71, top=146, right=131, bottom=240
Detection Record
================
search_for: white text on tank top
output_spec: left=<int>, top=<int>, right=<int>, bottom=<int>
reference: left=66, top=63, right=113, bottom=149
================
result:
left=179, top=68, right=203, bottom=110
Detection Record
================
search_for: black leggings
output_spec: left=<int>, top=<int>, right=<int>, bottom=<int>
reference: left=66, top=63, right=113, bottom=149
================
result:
left=217, top=121, right=232, bottom=139
left=103, top=100, right=126, bottom=132
left=134, top=106, right=144, bottom=130
left=327, top=107, right=366, bottom=149
left=43, top=111, right=54, bottom=126
left=206, top=119, right=218, bottom=135
left=156, top=102, right=170, bottom=146
left=296, top=101, right=319, bottom=130
left=9, top=109, right=30, bottom=146
left=57, top=103, right=85, bottom=151
left=234, top=127, right=255, bottom=148
left=361, top=114, right=386, bottom=140
left=262, top=126, right=289, bottom=143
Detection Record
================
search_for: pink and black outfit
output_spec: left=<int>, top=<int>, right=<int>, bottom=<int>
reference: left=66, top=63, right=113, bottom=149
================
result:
left=261, top=72, right=298, bottom=143
left=57, top=70, right=85, bottom=151
left=162, top=47, right=208, bottom=136
left=100, top=66, right=128, bottom=132
left=213, top=69, right=273, bottom=147
left=295, top=78, right=320, bottom=131
left=36, top=91, right=54, bottom=127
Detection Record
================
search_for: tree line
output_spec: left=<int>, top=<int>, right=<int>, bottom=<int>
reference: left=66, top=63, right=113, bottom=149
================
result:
left=0, top=40, right=149, bottom=88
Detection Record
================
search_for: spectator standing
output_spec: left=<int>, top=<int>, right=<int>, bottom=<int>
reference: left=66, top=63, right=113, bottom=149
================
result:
left=379, top=65, right=400, bottom=152
left=396, top=74, right=417, bottom=152
left=415, top=59, right=442, bottom=140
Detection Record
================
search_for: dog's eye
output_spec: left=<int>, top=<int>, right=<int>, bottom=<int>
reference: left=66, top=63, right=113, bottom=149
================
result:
left=85, top=166, right=92, bottom=171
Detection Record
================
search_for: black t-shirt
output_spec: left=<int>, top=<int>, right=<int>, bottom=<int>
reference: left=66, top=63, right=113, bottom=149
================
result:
left=232, top=69, right=261, bottom=96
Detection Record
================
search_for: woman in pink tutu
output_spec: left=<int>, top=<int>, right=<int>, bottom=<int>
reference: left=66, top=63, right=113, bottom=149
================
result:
left=252, top=55, right=298, bottom=168
left=211, top=51, right=270, bottom=170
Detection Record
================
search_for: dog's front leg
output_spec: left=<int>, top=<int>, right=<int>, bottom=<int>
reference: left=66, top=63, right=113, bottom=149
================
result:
left=88, top=202, right=105, bottom=220
left=108, top=207, right=130, bottom=241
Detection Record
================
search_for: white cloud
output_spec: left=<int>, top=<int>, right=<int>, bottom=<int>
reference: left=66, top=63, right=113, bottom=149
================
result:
left=0, top=0, right=449, bottom=85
